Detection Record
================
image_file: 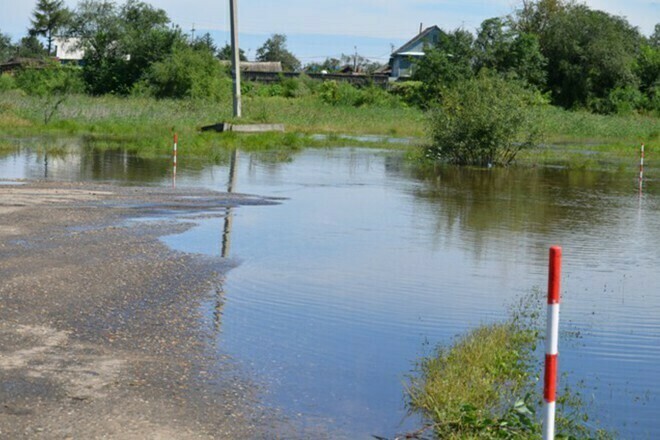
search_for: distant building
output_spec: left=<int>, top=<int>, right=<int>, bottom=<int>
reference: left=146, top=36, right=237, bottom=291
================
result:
left=53, top=37, right=85, bottom=64
left=389, top=25, right=442, bottom=79
left=0, top=57, right=50, bottom=74
left=220, top=61, right=283, bottom=73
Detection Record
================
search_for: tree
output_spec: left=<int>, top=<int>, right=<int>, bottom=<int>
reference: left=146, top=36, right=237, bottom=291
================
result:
left=305, top=57, right=341, bottom=73
left=216, top=43, right=246, bottom=61
left=16, top=35, right=47, bottom=58
left=29, top=0, right=72, bottom=55
left=190, top=33, right=217, bottom=54
left=69, top=0, right=182, bottom=95
left=474, top=17, right=546, bottom=88
left=255, top=34, right=300, bottom=71
left=143, top=43, right=231, bottom=101
left=651, top=24, right=660, bottom=48
left=514, top=0, right=567, bottom=40
left=412, top=28, right=475, bottom=105
left=0, top=32, right=14, bottom=62
left=541, top=4, right=642, bottom=109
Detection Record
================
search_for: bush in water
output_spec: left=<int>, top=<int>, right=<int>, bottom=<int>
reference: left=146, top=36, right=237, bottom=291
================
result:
left=426, top=73, right=544, bottom=167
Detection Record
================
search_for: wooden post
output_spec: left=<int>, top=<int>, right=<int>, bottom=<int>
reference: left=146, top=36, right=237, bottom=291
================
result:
left=229, top=0, right=242, bottom=118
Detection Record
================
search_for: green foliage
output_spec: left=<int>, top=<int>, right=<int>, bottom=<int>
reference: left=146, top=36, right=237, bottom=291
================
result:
left=408, top=322, right=538, bottom=439
left=635, top=44, right=660, bottom=104
left=216, top=43, right=247, bottom=61
left=255, top=34, right=301, bottom=72
left=600, top=86, right=647, bottom=115
left=407, top=290, right=615, bottom=440
left=70, top=0, right=183, bottom=95
left=29, top=0, right=72, bottom=55
left=317, top=80, right=399, bottom=107
left=389, top=81, right=425, bottom=107
left=0, top=74, right=16, bottom=92
left=0, top=32, right=13, bottom=63
left=540, top=4, right=643, bottom=110
left=141, top=44, right=231, bottom=101
left=16, top=35, right=47, bottom=58
left=475, top=18, right=547, bottom=88
left=426, top=74, right=544, bottom=167
left=15, top=65, right=84, bottom=96
left=413, top=29, right=476, bottom=104
left=14, top=65, right=85, bottom=124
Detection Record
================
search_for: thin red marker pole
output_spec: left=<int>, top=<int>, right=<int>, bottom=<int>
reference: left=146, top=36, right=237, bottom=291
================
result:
left=639, top=143, right=645, bottom=194
left=173, top=133, right=178, bottom=189
left=543, top=246, right=562, bottom=440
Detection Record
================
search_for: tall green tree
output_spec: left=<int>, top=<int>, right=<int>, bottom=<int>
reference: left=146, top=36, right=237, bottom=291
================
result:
left=650, top=24, right=660, bottom=48
left=0, top=31, right=14, bottom=62
left=29, top=0, right=72, bottom=55
left=216, top=43, right=247, bottom=61
left=474, top=17, right=546, bottom=87
left=541, top=4, right=642, bottom=109
left=69, top=0, right=182, bottom=94
left=16, top=35, right=47, bottom=58
left=256, top=34, right=300, bottom=71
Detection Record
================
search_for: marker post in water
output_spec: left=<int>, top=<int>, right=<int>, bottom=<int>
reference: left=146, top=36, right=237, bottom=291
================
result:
left=543, top=246, right=562, bottom=440
left=172, top=133, right=178, bottom=188
left=639, top=143, right=645, bottom=193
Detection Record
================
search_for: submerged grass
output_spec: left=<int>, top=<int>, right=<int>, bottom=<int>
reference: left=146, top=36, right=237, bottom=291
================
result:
left=407, top=292, right=614, bottom=440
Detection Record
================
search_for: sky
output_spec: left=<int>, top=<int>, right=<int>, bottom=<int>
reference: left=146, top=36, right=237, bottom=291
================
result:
left=1, top=0, right=658, bottom=64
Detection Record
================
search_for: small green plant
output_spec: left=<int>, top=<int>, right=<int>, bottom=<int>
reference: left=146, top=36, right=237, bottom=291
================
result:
left=407, top=290, right=615, bottom=440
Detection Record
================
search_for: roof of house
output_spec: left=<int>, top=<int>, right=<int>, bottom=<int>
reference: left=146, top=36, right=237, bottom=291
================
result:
left=392, top=25, right=442, bottom=57
left=220, top=61, right=283, bottom=72
left=0, top=57, right=51, bottom=73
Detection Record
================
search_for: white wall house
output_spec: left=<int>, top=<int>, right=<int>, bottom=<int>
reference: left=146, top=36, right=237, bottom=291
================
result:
left=53, top=37, right=85, bottom=63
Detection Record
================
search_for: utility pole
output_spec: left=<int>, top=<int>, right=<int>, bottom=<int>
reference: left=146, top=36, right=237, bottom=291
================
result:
left=353, top=46, right=358, bottom=72
left=191, top=23, right=196, bottom=41
left=229, top=0, right=242, bottom=118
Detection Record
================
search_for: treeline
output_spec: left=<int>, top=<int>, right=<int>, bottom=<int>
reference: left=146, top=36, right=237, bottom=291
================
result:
left=0, top=0, right=304, bottom=98
left=1, top=0, right=659, bottom=117
left=412, top=0, right=660, bottom=115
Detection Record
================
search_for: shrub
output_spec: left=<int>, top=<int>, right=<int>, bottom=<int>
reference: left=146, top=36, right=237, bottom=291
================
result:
left=593, top=86, right=648, bottom=115
left=0, top=74, right=16, bottom=92
left=14, top=65, right=85, bottom=96
left=389, top=81, right=425, bottom=107
left=144, top=45, right=232, bottom=102
left=426, top=74, right=544, bottom=167
left=318, top=80, right=361, bottom=106
left=14, top=65, right=85, bottom=124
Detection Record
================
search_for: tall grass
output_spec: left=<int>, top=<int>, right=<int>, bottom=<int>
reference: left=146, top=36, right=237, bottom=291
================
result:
left=407, top=292, right=615, bottom=439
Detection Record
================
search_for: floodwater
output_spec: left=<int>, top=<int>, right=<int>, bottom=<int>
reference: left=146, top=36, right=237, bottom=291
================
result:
left=1, top=143, right=659, bottom=438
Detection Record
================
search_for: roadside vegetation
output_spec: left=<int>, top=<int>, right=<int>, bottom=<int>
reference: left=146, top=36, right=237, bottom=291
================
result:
left=0, top=0, right=658, bottom=164
left=407, top=292, right=614, bottom=440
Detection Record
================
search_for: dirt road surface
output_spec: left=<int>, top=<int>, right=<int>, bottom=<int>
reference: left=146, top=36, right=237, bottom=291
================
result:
left=0, top=181, right=296, bottom=439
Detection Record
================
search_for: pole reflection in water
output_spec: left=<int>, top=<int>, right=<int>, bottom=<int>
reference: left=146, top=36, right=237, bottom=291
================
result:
left=216, top=149, right=239, bottom=331
left=222, top=149, right=238, bottom=258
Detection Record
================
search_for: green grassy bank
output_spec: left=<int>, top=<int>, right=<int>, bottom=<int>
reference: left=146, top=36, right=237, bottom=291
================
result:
left=1, top=91, right=658, bottom=165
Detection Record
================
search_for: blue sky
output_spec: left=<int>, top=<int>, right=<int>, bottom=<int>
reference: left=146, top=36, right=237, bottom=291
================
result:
left=1, top=0, right=658, bottom=64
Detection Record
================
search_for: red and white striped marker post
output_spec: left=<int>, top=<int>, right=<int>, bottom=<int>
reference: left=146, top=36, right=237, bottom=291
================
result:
left=639, top=143, right=645, bottom=194
left=172, top=133, right=178, bottom=189
left=543, top=246, right=562, bottom=440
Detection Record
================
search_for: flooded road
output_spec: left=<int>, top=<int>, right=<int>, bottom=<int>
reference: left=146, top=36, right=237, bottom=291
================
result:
left=2, top=144, right=659, bottom=438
